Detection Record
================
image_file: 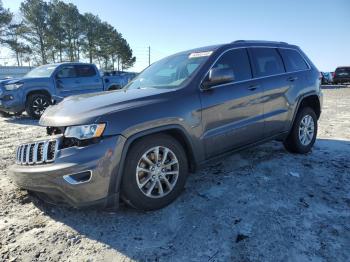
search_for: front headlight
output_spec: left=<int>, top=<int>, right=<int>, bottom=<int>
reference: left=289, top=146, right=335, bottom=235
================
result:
left=64, top=123, right=106, bottom=140
left=4, top=82, right=24, bottom=91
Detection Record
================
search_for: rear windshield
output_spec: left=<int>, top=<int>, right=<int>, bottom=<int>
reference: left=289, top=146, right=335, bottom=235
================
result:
left=335, top=68, right=350, bottom=75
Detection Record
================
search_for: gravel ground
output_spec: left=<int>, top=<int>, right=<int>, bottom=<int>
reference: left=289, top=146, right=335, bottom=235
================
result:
left=0, top=87, right=349, bottom=262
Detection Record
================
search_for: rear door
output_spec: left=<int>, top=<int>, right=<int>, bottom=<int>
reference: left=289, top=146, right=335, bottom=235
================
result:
left=75, top=65, right=103, bottom=93
left=248, top=47, right=291, bottom=138
left=278, top=48, right=311, bottom=131
left=200, top=48, right=265, bottom=158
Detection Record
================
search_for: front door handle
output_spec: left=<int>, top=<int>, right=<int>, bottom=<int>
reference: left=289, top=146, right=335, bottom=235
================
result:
left=248, top=84, right=259, bottom=91
left=287, top=76, right=298, bottom=82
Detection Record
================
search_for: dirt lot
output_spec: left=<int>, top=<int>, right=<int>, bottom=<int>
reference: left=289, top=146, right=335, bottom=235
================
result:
left=0, top=87, right=349, bottom=262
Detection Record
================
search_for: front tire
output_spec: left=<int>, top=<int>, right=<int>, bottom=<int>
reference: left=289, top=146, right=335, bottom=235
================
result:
left=283, top=107, right=318, bottom=154
left=121, top=134, right=188, bottom=211
left=25, top=94, right=51, bottom=119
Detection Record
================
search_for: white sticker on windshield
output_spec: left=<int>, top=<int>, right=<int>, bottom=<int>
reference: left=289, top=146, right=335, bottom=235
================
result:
left=189, top=51, right=213, bottom=59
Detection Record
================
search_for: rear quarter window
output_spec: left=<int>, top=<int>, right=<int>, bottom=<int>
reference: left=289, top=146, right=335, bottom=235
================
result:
left=250, top=48, right=285, bottom=77
left=279, top=49, right=309, bottom=72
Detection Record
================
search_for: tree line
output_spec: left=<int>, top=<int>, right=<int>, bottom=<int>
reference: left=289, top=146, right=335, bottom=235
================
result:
left=0, top=0, right=136, bottom=70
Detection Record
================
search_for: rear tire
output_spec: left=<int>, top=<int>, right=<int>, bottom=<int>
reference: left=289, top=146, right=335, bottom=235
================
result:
left=25, top=94, right=51, bottom=119
left=283, top=107, right=317, bottom=154
left=121, top=134, right=188, bottom=211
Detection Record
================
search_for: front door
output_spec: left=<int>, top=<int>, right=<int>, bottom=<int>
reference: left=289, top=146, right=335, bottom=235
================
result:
left=55, top=65, right=79, bottom=97
left=200, top=48, right=265, bottom=158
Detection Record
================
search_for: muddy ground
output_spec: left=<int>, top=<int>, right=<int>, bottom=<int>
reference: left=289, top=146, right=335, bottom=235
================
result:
left=0, top=87, right=349, bottom=262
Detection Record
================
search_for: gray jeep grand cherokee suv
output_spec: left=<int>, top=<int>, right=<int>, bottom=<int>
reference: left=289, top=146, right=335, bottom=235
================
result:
left=9, top=40, right=323, bottom=211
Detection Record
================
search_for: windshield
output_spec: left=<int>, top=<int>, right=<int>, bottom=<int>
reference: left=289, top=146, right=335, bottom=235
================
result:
left=126, top=51, right=212, bottom=90
left=25, top=65, right=58, bottom=78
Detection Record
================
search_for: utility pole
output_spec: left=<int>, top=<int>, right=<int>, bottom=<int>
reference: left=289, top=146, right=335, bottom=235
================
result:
left=148, top=46, right=151, bottom=66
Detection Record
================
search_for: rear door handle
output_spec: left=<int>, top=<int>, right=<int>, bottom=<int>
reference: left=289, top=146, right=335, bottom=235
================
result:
left=248, top=84, right=259, bottom=91
left=287, top=76, right=298, bottom=82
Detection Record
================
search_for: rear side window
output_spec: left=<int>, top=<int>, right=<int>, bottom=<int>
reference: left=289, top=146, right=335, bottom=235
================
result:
left=250, top=48, right=285, bottom=77
left=279, top=49, right=309, bottom=72
left=76, top=65, right=96, bottom=77
left=212, top=48, right=252, bottom=82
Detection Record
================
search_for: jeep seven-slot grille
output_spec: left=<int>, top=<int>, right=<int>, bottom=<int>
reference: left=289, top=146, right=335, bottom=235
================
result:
left=16, top=139, right=58, bottom=165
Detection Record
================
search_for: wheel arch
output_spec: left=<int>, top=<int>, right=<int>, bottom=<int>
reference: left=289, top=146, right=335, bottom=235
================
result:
left=25, top=89, right=52, bottom=105
left=108, top=125, right=198, bottom=208
left=123, top=125, right=198, bottom=172
left=297, top=94, right=321, bottom=119
left=287, top=92, right=321, bottom=136
left=292, top=93, right=321, bottom=123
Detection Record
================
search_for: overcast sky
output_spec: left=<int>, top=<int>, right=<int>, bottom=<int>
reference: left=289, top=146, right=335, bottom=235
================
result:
left=2, top=0, right=350, bottom=72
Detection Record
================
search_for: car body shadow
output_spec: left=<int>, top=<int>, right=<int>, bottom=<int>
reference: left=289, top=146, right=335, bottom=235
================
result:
left=2, top=115, right=39, bottom=126
left=321, top=84, right=350, bottom=89
left=30, top=138, right=350, bottom=260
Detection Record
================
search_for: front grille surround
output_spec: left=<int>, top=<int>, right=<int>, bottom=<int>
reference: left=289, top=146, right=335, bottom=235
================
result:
left=16, top=139, right=59, bottom=165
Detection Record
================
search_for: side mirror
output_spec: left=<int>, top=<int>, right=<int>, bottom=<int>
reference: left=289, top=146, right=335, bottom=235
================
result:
left=202, top=68, right=234, bottom=89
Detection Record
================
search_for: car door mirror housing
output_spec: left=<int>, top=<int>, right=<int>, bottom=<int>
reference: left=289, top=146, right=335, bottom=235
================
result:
left=202, top=68, right=234, bottom=89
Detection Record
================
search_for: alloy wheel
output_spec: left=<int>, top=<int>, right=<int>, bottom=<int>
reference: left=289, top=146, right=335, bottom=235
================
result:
left=298, top=114, right=315, bottom=146
left=136, top=146, right=179, bottom=198
left=32, top=97, right=50, bottom=116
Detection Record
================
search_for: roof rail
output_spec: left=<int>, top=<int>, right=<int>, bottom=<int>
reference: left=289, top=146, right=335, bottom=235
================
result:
left=232, top=40, right=289, bottom=45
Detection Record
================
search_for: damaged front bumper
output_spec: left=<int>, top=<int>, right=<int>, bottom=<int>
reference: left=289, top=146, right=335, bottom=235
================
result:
left=9, top=135, right=126, bottom=209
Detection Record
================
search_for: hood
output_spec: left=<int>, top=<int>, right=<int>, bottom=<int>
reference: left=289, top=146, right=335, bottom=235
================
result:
left=0, top=77, right=20, bottom=85
left=39, top=88, right=171, bottom=127
left=1, top=77, right=50, bottom=85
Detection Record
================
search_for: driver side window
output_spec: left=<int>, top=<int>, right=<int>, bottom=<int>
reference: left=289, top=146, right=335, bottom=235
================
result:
left=211, top=48, right=252, bottom=82
left=56, top=66, right=77, bottom=79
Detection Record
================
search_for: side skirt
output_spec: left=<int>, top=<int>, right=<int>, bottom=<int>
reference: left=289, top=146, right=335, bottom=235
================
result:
left=197, top=131, right=289, bottom=169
